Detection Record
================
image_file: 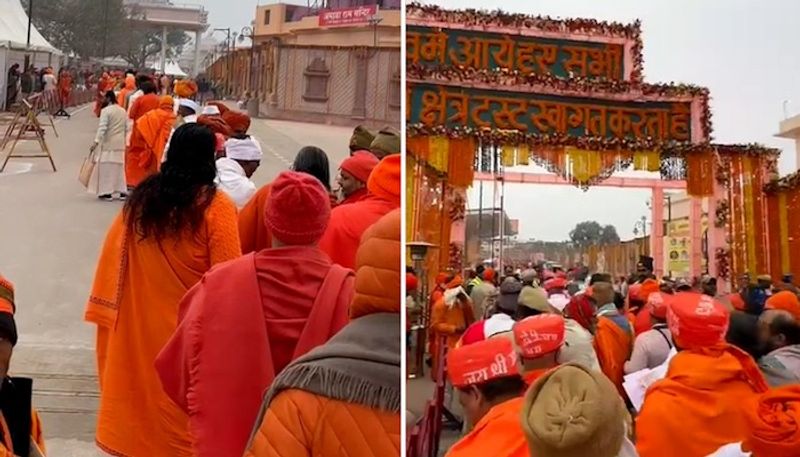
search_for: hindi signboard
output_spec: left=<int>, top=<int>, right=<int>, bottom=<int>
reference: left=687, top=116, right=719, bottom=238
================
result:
left=407, top=26, right=625, bottom=80
left=407, top=82, right=696, bottom=142
left=319, top=5, right=378, bottom=28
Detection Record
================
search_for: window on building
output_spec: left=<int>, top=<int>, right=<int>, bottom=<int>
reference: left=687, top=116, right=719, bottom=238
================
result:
left=389, top=68, right=400, bottom=109
left=303, top=57, right=330, bottom=102
left=264, top=10, right=271, bottom=25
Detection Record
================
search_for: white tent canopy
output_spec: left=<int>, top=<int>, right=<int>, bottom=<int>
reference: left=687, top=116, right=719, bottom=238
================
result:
left=0, top=0, right=61, bottom=53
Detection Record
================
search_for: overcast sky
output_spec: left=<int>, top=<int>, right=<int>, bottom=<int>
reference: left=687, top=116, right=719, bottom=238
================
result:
left=200, top=0, right=800, bottom=241
left=433, top=0, right=800, bottom=241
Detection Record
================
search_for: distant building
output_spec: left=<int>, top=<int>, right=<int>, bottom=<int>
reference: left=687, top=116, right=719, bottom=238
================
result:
left=206, top=0, right=400, bottom=125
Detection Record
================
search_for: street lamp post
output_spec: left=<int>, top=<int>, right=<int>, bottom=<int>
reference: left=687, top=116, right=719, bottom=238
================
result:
left=213, top=28, right=231, bottom=97
left=238, top=26, right=258, bottom=117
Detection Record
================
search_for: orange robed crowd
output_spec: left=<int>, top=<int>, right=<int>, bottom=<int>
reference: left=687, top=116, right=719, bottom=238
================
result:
left=77, top=103, right=402, bottom=457
left=417, top=263, right=800, bottom=457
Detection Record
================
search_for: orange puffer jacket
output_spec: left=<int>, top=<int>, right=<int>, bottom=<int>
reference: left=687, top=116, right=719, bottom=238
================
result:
left=245, top=209, right=401, bottom=457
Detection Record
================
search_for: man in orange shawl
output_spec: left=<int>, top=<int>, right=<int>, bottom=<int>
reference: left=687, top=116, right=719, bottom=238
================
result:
left=318, top=154, right=400, bottom=269
left=245, top=209, right=401, bottom=457
left=592, top=282, right=633, bottom=394
left=125, top=80, right=160, bottom=187
left=116, top=74, right=135, bottom=109
left=636, top=292, right=769, bottom=457
left=128, top=96, right=176, bottom=185
left=444, top=338, right=528, bottom=457
left=512, top=314, right=565, bottom=385
left=430, top=276, right=475, bottom=379
left=0, top=275, right=46, bottom=457
left=156, top=172, right=354, bottom=457
left=93, top=72, right=114, bottom=117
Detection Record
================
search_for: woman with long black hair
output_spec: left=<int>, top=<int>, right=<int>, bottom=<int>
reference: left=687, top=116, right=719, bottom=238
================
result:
left=84, top=123, right=242, bottom=457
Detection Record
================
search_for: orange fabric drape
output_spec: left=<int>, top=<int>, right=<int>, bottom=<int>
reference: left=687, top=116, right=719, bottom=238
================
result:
left=686, top=151, right=715, bottom=197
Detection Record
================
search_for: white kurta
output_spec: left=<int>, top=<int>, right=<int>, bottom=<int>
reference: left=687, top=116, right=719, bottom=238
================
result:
left=215, top=157, right=256, bottom=208
left=89, top=104, right=128, bottom=196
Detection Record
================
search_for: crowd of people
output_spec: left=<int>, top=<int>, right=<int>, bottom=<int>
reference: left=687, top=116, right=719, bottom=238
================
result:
left=410, top=257, right=800, bottom=456
left=2, top=63, right=403, bottom=455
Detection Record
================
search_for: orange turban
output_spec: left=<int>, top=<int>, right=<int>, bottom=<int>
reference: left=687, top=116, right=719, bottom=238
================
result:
left=174, top=79, right=198, bottom=98
left=667, top=292, right=729, bottom=350
left=447, top=275, right=464, bottom=289
left=221, top=111, right=251, bottom=135
left=745, top=385, right=800, bottom=455
left=513, top=314, right=565, bottom=358
left=766, top=291, right=800, bottom=320
left=197, top=115, right=233, bottom=137
left=639, top=279, right=660, bottom=302
left=206, top=101, right=230, bottom=115
left=447, top=337, right=520, bottom=387
left=0, top=275, right=13, bottom=315
left=366, top=154, right=400, bottom=205
left=647, top=291, right=673, bottom=319
left=159, top=95, right=174, bottom=110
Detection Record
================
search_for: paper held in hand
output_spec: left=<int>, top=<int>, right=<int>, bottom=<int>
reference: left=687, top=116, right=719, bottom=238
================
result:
left=623, top=347, right=677, bottom=412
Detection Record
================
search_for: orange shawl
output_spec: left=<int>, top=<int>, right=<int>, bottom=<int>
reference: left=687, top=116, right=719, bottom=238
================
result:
left=593, top=317, right=633, bottom=394
left=238, top=183, right=272, bottom=254
left=445, top=397, right=528, bottom=457
left=636, top=345, right=769, bottom=457
left=84, top=194, right=242, bottom=457
left=136, top=107, right=176, bottom=170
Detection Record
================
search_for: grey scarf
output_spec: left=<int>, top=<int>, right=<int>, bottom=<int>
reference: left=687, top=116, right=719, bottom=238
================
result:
left=247, top=313, right=400, bottom=444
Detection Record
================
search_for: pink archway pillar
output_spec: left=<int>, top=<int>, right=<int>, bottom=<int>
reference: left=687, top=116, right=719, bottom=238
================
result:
left=473, top=172, right=704, bottom=277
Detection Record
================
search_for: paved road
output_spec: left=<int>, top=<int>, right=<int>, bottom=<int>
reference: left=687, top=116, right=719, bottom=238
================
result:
left=0, top=105, right=353, bottom=455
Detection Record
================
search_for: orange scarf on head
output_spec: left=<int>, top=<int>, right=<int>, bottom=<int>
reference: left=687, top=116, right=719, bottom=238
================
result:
left=136, top=107, right=176, bottom=168
left=636, top=344, right=769, bottom=457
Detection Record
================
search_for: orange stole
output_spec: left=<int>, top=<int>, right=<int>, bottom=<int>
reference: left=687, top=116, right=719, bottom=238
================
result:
left=238, top=183, right=272, bottom=254
left=594, top=317, right=633, bottom=393
left=84, top=193, right=242, bottom=457
left=445, top=397, right=528, bottom=457
left=636, top=345, right=768, bottom=457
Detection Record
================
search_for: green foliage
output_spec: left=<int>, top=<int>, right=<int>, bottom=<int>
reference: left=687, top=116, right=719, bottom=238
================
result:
left=569, top=221, right=621, bottom=247
left=22, top=0, right=190, bottom=67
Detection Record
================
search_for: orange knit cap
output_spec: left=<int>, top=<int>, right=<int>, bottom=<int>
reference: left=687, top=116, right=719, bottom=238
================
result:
left=745, top=385, right=800, bottom=456
left=366, top=154, right=401, bottom=205
left=448, top=337, right=520, bottom=387
left=221, top=111, right=251, bottom=135
left=513, top=314, right=565, bottom=358
left=667, top=292, right=729, bottom=350
left=765, top=291, right=800, bottom=320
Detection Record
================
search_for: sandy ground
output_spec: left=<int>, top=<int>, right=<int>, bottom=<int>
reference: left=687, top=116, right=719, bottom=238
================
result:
left=0, top=104, right=353, bottom=455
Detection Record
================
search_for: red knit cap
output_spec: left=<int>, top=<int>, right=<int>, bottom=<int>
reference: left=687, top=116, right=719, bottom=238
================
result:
left=341, top=151, right=379, bottom=183
left=264, top=171, right=331, bottom=245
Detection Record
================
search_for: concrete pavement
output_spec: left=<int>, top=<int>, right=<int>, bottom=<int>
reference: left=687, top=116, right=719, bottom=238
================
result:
left=0, top=104, right=353, bottom=455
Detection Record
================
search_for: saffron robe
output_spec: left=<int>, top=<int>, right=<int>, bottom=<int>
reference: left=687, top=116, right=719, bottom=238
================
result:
left=318, top=195, right=399, bottom=269
left=156, top=246, right=354, bottom=457
left=636, top=345, right=769, bottom=457
left=430, top=296, right=475, bottom=380
left=594, top=316, right=633, bottom=394
left=445, top=397, right=528, bottom=457
left=238, top=183, right=272, bottom=254
left=84, top=192, right=241, bottom=457
left=125, top=94, right=160, bottom=187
